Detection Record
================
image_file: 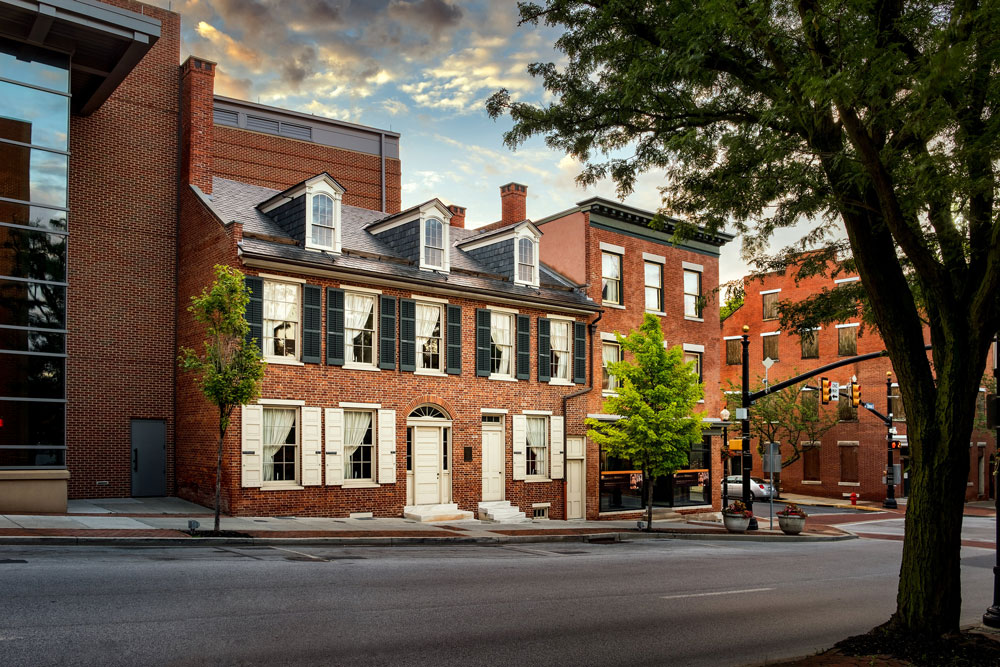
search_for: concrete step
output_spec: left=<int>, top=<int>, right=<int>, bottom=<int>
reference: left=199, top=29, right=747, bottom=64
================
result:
left=477, top=500, right=531, bottom=523
left=403, top=503, right=475, bottom=522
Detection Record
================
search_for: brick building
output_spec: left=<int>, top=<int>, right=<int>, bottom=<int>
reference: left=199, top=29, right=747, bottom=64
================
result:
left=0, top=0, right=733, bottom=520
left=720, top=264, right=996, bottom=504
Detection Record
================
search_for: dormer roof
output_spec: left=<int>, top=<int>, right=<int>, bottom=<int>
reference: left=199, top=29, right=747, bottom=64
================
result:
left=456, top=219, right=542, bottom=249
left=256, top=172, right=346, bottom=212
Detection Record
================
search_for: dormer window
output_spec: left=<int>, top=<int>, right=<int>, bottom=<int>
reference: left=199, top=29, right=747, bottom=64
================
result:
left=311, top=194, right=335, bottom=248
left=421, top=216, right=448, bottom=270
left=513, top=227, right=540, bottom=287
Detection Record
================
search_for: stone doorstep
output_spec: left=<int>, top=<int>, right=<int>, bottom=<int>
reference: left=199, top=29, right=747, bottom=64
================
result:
left=403, top=504, right=475, bottom=523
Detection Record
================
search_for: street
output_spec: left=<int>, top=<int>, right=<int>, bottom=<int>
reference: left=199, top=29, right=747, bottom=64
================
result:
left=0, top=530, right=993, bottom=666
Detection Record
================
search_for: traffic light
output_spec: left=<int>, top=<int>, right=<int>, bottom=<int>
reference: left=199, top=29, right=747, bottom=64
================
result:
left=851, top=381, right=861, bottom=408
left=821, top=377, right=831, bottom=404
left=890, top=440, right=900, bottom=449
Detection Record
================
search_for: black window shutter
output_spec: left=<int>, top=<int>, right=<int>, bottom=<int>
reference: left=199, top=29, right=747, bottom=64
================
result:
left=302, top=285, right=322, bottom=364
left=475, top=309, right=491, bottom=377
left=379, top=295, right=396, bottom=370
left=516, top=315, right=530, bottom=380
left=537, top=317, right=551, bottom=382
left=446, top=305, right=462, bottom=375
left=326, top=287, right=344, bottom=365
left=573, top=321, right=587, bottom=384
left=399, top=299, right=416, bottom=372
left=244, top=276, right=263, bottom=354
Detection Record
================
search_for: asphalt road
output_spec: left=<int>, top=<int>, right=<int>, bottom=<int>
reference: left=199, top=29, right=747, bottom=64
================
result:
left=0, top=536, right=993, bottom=667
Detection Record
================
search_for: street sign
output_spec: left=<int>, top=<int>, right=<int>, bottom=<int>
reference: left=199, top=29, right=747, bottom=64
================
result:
left=728, top=439, right=743, bottom=451
left=863, top=402, right=875, bottom=409
left=830, top=382, right=840, bottom=401
left=733, top=408, right=748, bottom=420
left=762, top=357, right=775, bottom=369
left=762, top=442, right=782, bottom=473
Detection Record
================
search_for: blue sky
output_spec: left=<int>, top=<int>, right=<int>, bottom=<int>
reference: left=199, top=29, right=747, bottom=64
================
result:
left=151, top=0, right=755, bottom=283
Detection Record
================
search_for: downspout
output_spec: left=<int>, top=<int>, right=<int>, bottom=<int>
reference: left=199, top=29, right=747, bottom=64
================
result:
left=561, top=309, right=604, bottom=518
left=380, top=133, right=386, bottom=213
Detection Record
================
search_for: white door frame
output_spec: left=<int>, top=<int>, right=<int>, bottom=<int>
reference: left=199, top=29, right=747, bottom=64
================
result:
left=408, top=417, right=452, bottom=505
left=481, top=418, right=505, bottom=502
left=566, top=436, right=585, bottom=520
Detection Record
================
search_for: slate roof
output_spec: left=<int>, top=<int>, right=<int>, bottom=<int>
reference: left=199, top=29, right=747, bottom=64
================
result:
left=206, top=178, right=595, bottom=310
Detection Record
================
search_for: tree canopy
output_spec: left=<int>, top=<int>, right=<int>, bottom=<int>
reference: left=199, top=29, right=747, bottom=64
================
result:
left=489, top=0, right=999, bottom=636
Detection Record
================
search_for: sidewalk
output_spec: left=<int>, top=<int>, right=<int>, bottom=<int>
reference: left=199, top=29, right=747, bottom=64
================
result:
left=0, top=497, right=855, bottom=547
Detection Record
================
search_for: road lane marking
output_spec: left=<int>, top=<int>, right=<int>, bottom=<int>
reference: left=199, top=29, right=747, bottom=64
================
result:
left=661, top=587, right=773, bottom=600
left=269, top=546, right=327, bottom=561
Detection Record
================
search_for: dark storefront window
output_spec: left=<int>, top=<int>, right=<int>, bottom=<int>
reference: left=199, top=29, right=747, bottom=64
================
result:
left=599, top=435, right=712, bottom=511
left=0, top=36, right=69, bottom=470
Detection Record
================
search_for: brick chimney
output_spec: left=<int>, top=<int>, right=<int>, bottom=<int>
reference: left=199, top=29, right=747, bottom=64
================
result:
left=447, top=204, right=466, bottom=228
left=180, top=56, right=216, bottom=194
left=500, top=182, right=527, bottom=225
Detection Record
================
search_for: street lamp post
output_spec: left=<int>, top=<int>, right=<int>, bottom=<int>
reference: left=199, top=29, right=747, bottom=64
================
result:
left=741, top=325, right=758, bottom=530
left=884, top=372, right=898, bottom=510
left=720, top=408, right=730, bottom=510
left=984, top=336, right=1000, bottom=628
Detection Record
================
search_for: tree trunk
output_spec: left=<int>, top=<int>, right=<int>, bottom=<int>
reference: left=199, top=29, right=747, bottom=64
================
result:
left=215, top=421, right=224, bottom=534
left=645, top=467, right=653, bottom=532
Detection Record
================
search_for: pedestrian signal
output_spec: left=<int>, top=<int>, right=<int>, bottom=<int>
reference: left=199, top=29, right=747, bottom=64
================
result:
left=821, top=377, right=831, bottom=404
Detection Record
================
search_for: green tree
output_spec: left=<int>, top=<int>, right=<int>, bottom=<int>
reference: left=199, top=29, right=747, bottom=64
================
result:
left=489, top=1, right=999, bottom=636
left=586, top=314, right=706, bottom=531
left=179, top=266, right=266, bottom=533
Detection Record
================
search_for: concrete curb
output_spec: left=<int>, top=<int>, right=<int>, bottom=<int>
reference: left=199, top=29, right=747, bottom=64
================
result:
left=0, top=530, right=855, bottom=547
left=782, top=500, right=885, bottom=512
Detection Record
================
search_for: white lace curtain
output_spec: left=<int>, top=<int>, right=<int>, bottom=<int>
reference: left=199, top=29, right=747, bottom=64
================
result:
left=343, top=410, right=372, bottom=460
left=263, top=408, right=295, bottom=481
left=263, top=282, right=297, bottom=321
left=345, top=293, right=373, bottom=331
left=491, top=315, right=511, bottom=375
left=551, top=322, right=570, bottom=378
left=416, top=305, right=439, bottom=364
left=526, top=417, right=547, bottom=473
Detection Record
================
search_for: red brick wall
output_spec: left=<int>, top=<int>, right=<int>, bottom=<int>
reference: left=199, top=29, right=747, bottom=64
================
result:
left=180, top=56, right=215, bottom=194
left=211, top=126, right=401, bottom=213
left=174, top=211, right=598, bottom=516
left=720, top=267, right=996, bottom=502
left=537, top=211, right=587, bottom=284
left=66, top=1, right=180, bottom=498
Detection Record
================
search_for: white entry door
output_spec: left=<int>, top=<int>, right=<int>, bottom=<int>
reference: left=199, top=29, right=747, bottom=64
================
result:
left=566, top=436, right=585, bottom=519
left=413, top=426, right=441, bottom=505
left=482, top=425, right=504, bottom=501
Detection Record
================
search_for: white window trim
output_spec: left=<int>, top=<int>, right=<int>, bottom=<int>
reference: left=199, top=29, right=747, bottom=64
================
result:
left=488, top=310, right=516, bottom=380
left=605, top=303, right=626, bottom=310
left=835, top=322, right=860, bottom=328
left=684, top=316, right=704, bottom=322
left=343, top=408, right=377, bottom=484
left=600, top=331, right=621, bottom=342
left=642, top=252, right=665, bottom=264
left=524, top=414, right=550, bottom=481
left=259, top=398, right=306, bottom=406
left=601, top=250, right=624, bottom=307
left=834, top=276, right=861, bottom=284
left=304, top=181, right=343, bottom=253
left=340, top=402, right=382, bottom=409
left=602, top=340, right=621, bottom=396
left=682, top=343, right=705, bottom=353
left=547, top=313, right=576, bottom=321
left=481, top=408, right=509, bottom=414
left=723, top=335, right=743, bottom=340
left=760, top=288, right=781, bottom=295
left=415, top=301, right=446, bottom=373
left=258, top=273, right=306, bottom=284
left=419, top=215, right=450, bottom=272
left=340, top=284, right=382, bottom=295
left=644, top=259, right=664, bottom=313
left=548, top=319, right=572, bottom=383
left=599, top=241, right=625, bottom=254
left=344, top=291, right=379, bottom=370
left=514, top=229, right=540, bottom=287
left=760, top=331, right=781, bottom=337
left=412, top=294, right=449, bottom=304
left=682, top=261, right=704, bottom=272
left=262, top=406, right=299, bottom=488
left=523, top=410, right=553, bottom=416
left=262, top=279, right=303, bottom=364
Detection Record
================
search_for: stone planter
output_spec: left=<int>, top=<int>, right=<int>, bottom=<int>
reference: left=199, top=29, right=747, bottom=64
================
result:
left=778, top=514, right=806, bottom=535
left=722, top=513, right=750, bottom=533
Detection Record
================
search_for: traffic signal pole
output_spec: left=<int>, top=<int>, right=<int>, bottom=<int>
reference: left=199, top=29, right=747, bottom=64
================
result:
left=741, top=326, right=758, bottom=530
left=883, top=372, right=898, bottom=509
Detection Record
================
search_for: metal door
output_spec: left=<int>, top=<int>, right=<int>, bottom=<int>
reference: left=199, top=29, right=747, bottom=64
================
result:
left=131, top=419, right=166, bottom=497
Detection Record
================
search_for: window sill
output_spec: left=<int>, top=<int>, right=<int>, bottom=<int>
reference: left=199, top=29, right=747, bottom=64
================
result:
left=414, top=369, right=447, bottom=377
left=697, top=399, right=705, bottom=404
left=838, top=481, right=861, bottom=487
left=514, top=281, right=539, bottom=289
left=602, top=390, right=618, bottom=397
left=305, top=243, right=338, bottom=253
left=524, top=476, right=552, bottom=483
left=343, top=481, right=380, bottom=489
left=646, top=310, right=666, bottom=317
left=802, top=480, right=822, bottom=485
left=488, top=375, right=518, bottom=382
left=602, top=302, right=626, bottom=310
left=549, top=379, right=573, bottom=386
left=683, top=316, right=705, bottom=322
left=344, top=363, right=380, bottom=372
left=264, top=357, right=305, bottom=366
left=261, top=483, right=304, bottom=491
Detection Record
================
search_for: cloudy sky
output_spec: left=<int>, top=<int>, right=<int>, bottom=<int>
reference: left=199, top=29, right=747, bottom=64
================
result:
left=150, top=0, right=770, bottom=284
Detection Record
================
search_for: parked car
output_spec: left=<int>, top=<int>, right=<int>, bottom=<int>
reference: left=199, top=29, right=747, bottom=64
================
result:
left=722, top=475, right=775, bottom=500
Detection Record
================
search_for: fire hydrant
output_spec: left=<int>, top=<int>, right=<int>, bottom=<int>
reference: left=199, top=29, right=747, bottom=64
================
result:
left=850, top=492, right=858, bottom=506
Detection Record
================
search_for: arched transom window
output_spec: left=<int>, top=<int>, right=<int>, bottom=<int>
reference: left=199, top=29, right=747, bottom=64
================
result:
left=409, top=405, right=448, bottom=420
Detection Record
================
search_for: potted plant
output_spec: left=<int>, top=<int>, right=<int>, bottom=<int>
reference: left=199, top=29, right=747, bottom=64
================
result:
left=721, top=500, right=753, bottom=533
left=776, top=503, right=808, bottom=535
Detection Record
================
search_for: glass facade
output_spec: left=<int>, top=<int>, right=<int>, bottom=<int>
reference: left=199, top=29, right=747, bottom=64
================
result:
left=0, top=36, right=69, bottom=469
left=599, top=435, right=712, bottom=511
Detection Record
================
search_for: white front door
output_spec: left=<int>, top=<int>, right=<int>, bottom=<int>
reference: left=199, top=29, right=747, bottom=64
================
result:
left=413, top=426, right=441, bottom=505
left=482, top=425, right=504, bottom=501
left=566, top=436, right=585, bottom=519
